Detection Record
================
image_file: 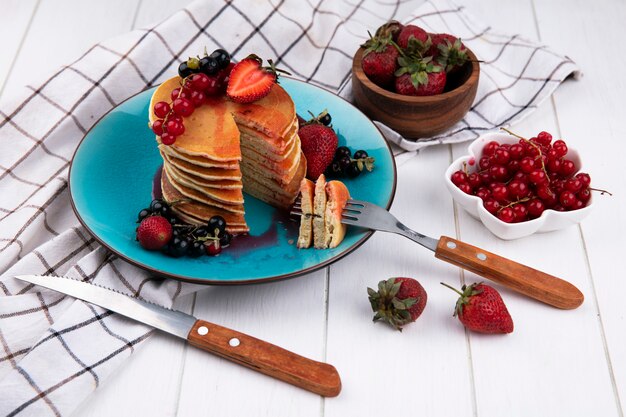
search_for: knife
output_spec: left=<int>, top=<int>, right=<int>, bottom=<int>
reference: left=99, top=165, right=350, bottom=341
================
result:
left=15, top=275, right=342, bottom=397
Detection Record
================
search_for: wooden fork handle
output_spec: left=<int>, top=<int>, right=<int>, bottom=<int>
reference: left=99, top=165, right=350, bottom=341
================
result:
left=434, top=236, right=584, bottom=309
left=187, top=320, right=341, bottom=397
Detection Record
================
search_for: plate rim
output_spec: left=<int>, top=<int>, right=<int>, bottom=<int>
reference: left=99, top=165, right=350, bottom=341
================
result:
left=68, top=77, right=397, bottom=285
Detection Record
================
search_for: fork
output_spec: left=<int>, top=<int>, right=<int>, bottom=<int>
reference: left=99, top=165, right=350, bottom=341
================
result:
left=292, top=198, right=583, bottom=309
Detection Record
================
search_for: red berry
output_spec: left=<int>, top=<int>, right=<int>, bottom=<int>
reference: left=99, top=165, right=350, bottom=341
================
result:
left=160, top=132, right=176, bottom=145
left=559, top=190, right=577, bottom=208
left=577, top=188, right=591, bottom=203
left=479, top=156, right=491, bottom=170
left=508, top=180, right=530, bottom=199
left=189, top=90, right=207, bottom=106
left=493, top=148, right=510, bottom=165
left=476, top=187, right=491, bottom=201
left=171, top=87, right=191, bottom=101
left=458, top=183, right=473, bottom=194
left=482, top=141, right=499, bottom=157
left=571, top=199, right=585, bottom=210
left=512, top=171, right=528, bottom=182
left=565, top=178, right=583, bottom=193
left=151, top=119, right=164, bottom=135
left=189, top=73, right=211, bottom=91
left=537, top=185, right=557, bottom=206
left=536, top=131, right=552, bottom=146
left=204, top=75, right=223, bottom=96
left=512, top=203, right=528, bottom=222
left=467, top=173, right=481, bottom=188
left=498, top=207, right=515, bottom=223
left=165, top=120, right=185, bottom=136
left=553, top=140, right=568, bottom=157
left=509, top=144, right=524, bottom=160
left=206, top=240, right=222, bottom=256
left=527, top=199, right=545, bottom=218
left=528, top=170, right=547, bottom=185
left=490, top=183, right=509, bottom=203
left=576, top=173, right=591, bottom=188
left=547, top=157, right=561, bottom=173
left=451, top=170, right=468, bottom=186
left=172, top=98, right=194, bottom=117
left=489, top=165, right=509, bottom=181
left=560, top=160, right=576, bottom=177
left=519, top=157, right=536, bottom=173
left=136, top=216, right=172, bottom=250
left=479, top=171, right=491, bottom=185
left=483, top=199, right=500, bottom=214
left=507, top=159, right=520, bottom=174
left=153, top=101, right=171, bottom=118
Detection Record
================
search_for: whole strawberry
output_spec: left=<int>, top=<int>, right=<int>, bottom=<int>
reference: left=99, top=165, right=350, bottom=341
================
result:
left=375, top=20, right=404, bottom=42
left=299, top=112, right=338, bottom=180
left=226, top=54, right=289, bottom=104
left=394, top=56, right=446, bottom=96
left=136, top=215, right=173, bottom=250
left=428, top=33, right=468, bottom=73
left=397, top=24, right=430, bottom=53
left=441, top=282, right=514, bottom=334
left=368, top=277, right=427, bottom=331
left=361, top=32, right=399, bottom=88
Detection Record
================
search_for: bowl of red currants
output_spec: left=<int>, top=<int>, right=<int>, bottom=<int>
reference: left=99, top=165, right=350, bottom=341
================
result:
left=445, top=129, right=596, bottom=240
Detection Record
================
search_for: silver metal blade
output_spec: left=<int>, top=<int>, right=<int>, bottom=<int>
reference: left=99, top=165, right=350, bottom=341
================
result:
left=14, top=275, right=196, bottom=339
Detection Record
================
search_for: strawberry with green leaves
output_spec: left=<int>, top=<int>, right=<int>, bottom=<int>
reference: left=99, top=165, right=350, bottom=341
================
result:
left=299, top=111, right=338, bottom=180
left=226, top=54, right=289, bottom=103
left=361, top=31, right=400, bottom=88
left=441, top=282, right=514, bottom=334
left=368, top=277, right=427, bottom=331
left=397, top=24, right=431, bottom=56
left=428, top=33, right=468, bottom=73
left=394, top=55, right=446, bottom=96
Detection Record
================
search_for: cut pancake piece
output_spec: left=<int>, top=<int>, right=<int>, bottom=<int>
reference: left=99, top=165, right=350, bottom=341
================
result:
left=161, top=151, right=242, bottom=183
left=324, top=180, right=350, bottom=249
left=163, top=169, right=245, bottom=214
left=241, top=153, right=306, bottom=208
left=164, top=161, right=242, bottom=190
left=160, top=145, right=240, bottom=170
left=240, top=140, right=301, bottom=184
left=297, top=179, right=314, bottom=248
left=313, top=174, right=327, bottom=249
left=163, top=164, right=244, bottom=204
left=238, top=123, right=298, bottom=160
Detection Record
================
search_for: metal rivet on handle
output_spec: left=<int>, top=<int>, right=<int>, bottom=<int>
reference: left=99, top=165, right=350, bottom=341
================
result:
left=477, top=253, right=487, bottom=261
left=446, top=241, right=457, bottom=249
left=229, top=338, right=240, bottom=347
left=197, top=326, right=209, bottom=335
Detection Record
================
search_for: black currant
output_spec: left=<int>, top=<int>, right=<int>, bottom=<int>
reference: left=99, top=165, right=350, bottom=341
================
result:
left=188, top=241, right=206, bottom=258
left=353, top=150, right=368, bottom=159
left=150, top=199, right=165, bottom=212
left=338, top=156, right=351, bottom=170
left=178, top=61, right=194, bottom=78
left=207, top=216, right=227, bottom=236
left=194, top=226, right=209, bottom=238
left=137, top=208, right=151, bottom=223
left=210, top=49, right=231, bottom=69
left=199, top=56, right=219, bottom=75
left=345, top=162, right=361, bottom=178
left=219, top=232, right=232, bottom=247
left=167, top=215, right=179, bottom=225
left=325, top=160, right=343, bottom=177
left=335, top=146, right=351, bottom=160
left=319, top=112, right=332, bottom=126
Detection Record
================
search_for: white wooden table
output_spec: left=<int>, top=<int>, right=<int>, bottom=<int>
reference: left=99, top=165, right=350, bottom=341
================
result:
left=2, top=1, right=624, bottom=416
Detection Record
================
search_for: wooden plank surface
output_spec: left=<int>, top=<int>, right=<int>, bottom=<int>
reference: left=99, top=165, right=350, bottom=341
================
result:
left=0, top=0, right=622, bottom=416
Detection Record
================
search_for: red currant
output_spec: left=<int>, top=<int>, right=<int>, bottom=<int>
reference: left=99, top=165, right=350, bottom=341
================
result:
left=479, top=156, right=491, bottom=170
left=206, top=240, right=222, bottom=256
left=509, top=144, right=524, bottom=160
left=512, top=203, right=528, bottom=222
left=479, top=171, right=491, bottom=185
left=553, top=204, right=566, bottom=212
left=153, top=101, right=171, bottom=118
left=451, top=170, right=468, bottom=186
left=547, top=157, right=561, bottom=173
left=507, top=159, right=520, bottom=174
left=172, top=98, right=194, bottom=117
left=493, top=148, right=511, bottom=165
left=498, top=207, right=515, bottom=223
left=458, top=183, right=473, bottom=194
left=490, top=183, right=509, bottom=203
left=508, top=180, right=530, bottom=199
left=482, top=141, right=500, bottom=157
left=536, top=131, right=552, bottom=146
left=553, top=140, right=568, bottom=157
left=577, top=188, right=591, bottom=203
left=572, top=199, right=585, bottom=210
left=170, top=87, right=191, bottom=101
left=565, top=178, right=583, bottom=193
left=519, top=157, right=536, bottom=173
left=189, top=73, right=211, bottom=91
left=489, top=165, right=509, bottom=182
left=559, top=190, right=577, bottom=208
left=560, top=159, right=576, bottom=177
left=151, top=119, right=164, bottom=135
left=576, top=172, right=591, bottom=188
left=512, top=171, right=528, bottom=182
left=537, top=185, right=557, bottom=205
left=467, top=173, right=482, bottom=188
left=528, top=169, right=547, bottom=184
left=190, top=90, right=207, bottom=106
left=160, top=132, right=176, bottom=145
left=527, top=199, right=545, bottom=218
left=483, top=199, right=500, bottom=214
left=476, top=187, right=491, bottom=201
left=204, top=75, right=223, bottom=96
left=165, top=120, right=185, bottom=136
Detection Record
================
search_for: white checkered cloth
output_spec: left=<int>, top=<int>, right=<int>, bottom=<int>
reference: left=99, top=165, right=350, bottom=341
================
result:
left=0, top=0, right=579, bottom=415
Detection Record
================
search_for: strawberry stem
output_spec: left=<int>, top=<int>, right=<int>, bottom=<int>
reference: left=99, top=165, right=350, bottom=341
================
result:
left=440, top=282, right=464, bottom=296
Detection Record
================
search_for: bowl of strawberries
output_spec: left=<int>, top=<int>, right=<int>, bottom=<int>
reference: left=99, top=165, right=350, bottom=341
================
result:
left=351, top=21, right=479, bottom=139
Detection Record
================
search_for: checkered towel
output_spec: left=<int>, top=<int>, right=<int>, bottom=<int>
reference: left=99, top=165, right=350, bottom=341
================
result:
left=0, top=0, right=578, bottom=415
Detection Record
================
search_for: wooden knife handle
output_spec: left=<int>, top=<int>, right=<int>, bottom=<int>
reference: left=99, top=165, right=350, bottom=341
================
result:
left=187, top=320, right=341, bottom=397
left=435, top=236, right=584, bottom=309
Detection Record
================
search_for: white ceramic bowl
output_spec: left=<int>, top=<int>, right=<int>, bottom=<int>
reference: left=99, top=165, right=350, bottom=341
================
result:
left=445, top=132, right=594, bottom=240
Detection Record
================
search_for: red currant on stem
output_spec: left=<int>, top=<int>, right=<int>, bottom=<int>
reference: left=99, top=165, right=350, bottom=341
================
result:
left=482, top=141, right=499, bottom=157
left=172, top=98, right=195, bottom=117
left=527, top=199, right=545, bottom=218
left=498, top=207, right=515, bottom=223
left=451, top=170, right=468, bottom=186
left=205, top=240, right=222, bottom=256
left=171, top=87, right=191, bottom=101
left=189, top=73, right=211, bottom=91
left=151, top=119, right=164, bottom=135
left=483, top=199, right=500, bottom=214
left=154, top=101, right=170, bottom=118
left=160, top=131, right=176, bottom=145
left=512, top=203, right=528, bottom=222
left=165, top=119, right=185, bottom=136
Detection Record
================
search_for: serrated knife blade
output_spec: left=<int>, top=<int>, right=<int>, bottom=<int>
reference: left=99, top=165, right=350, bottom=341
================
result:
left=14, top=274, right=341, bottom=397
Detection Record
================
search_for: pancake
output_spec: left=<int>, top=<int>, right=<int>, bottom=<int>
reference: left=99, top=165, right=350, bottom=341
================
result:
left=165, top=162, right=241, bottom=190
left=297, top=178, right=314, bottom=249
left=160, top=145, right=240, bottom=169
left=313, top=174, right=327, bottom=249
left=163, top=164, right=244, bottom=204
left=324, top=180, right=349, bottom=248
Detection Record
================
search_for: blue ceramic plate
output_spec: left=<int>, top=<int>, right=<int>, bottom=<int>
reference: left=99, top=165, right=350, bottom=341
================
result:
left=69, top=77, right=396, bottom=284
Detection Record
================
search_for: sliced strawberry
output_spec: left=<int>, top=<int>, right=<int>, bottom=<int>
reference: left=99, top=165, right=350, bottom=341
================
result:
left=226, top=55, right=288, bottom=104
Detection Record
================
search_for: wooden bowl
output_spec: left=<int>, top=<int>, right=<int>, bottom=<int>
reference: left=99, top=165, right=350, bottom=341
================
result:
left=351, top=47, right=480, bottom=139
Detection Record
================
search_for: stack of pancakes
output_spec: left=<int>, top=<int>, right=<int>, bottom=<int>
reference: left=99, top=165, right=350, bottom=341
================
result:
left=149, top=77, right=305, bottom=234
